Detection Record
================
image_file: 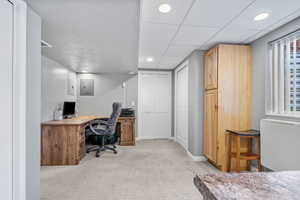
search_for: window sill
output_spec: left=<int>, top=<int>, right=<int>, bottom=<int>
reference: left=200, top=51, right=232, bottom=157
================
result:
left=266, top=113, right=300, bottom=120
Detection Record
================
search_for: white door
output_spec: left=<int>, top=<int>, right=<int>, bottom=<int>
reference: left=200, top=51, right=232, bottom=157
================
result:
left=138, top=71, right=172, bottom=139
left=0, top=0, right=13, bottom=199
left=175, top=62, right=189, bottom=149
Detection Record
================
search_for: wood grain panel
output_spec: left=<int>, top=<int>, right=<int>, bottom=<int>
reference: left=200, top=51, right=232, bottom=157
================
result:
left=204, top=90, right=218, bottom=164
left=119, top=119, right=135, bottom=146
left=203, top=44, right=252, bottom=172
left=41, top=125, right=82, bottom=165
left=217, top=44, right=252, bottom=171
left=204, top=47, right=218, bottom=90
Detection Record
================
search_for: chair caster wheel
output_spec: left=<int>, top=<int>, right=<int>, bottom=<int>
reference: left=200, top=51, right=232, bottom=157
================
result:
left=114, top=151, right=117, bottom=154
left=96, top=153, right=100, bottom=157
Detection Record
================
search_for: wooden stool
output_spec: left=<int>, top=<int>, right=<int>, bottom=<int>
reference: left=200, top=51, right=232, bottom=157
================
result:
left=227, top=130, right=262, bottom=172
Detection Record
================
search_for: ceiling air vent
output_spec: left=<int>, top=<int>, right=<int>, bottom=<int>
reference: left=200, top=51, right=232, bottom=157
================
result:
left=41, top=40, right=52, bottom=48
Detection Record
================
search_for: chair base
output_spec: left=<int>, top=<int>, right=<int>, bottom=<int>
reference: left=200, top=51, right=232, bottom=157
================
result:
left=87, top=144, right=117, bottom=157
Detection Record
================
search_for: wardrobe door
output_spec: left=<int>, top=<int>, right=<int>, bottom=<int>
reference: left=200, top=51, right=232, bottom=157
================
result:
left=204, top=90, right=218, bottom=163
left=204, top=47, right=218, bottom=90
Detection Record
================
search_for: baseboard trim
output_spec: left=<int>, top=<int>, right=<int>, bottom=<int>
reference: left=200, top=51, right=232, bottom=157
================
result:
left=186, top=150, right=207, bottom=162
left=136, top=137, right=174, bottom=141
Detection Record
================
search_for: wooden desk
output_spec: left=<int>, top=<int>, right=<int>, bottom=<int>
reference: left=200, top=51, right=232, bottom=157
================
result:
left=41, top=116, right=135, bottom=166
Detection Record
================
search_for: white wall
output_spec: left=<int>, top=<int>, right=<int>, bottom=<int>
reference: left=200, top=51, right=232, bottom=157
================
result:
left=172, top=50, right=205, bottom=157
left=41, top=56, right=77, bottom=121
left=187, top=51, right=205, bottom=157
left=25, top=7, right=41, bottom=200
left=125, top=75, right=138, bottom=109
left=126, top=75, right=138, bottom=135
left=77, top=73, right=137, bottom=116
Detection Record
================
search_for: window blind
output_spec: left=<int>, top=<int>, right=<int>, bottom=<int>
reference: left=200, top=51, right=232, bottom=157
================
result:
left=269, top=30, right=300, bottom=115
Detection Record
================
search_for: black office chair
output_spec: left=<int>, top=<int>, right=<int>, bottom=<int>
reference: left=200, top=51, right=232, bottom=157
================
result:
left=86, top=102, right=122, bottom=157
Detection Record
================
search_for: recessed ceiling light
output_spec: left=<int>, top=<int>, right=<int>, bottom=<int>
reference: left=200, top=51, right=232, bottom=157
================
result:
left=146, top=57, right=154, bottom=62
left=158, top=4, right=171, bottom=13
left=128, top=71, right=136, bottom=75
left=81, top=69, right=88, bottom=73
left=254, top=12, right=269, bottom=21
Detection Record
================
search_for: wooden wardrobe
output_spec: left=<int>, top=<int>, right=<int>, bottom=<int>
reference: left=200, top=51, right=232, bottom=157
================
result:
left=203, top=44, right=252, bottom=172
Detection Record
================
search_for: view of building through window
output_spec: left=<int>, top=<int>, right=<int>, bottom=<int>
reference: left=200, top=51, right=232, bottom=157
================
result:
left=289, top=40, right=300, bottom=111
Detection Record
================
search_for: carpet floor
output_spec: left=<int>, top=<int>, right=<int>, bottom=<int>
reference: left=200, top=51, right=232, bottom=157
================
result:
left=41, top=139, right=218, bottom=200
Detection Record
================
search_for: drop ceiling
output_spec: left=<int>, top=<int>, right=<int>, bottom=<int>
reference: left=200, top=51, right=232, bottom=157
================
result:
left=139, top=0, right=300, bottom=69
left=27, top=0, right=140, bottom=73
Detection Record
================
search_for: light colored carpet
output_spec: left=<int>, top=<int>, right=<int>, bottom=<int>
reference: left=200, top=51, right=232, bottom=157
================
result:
left=41, top=139, right=219, bottom=200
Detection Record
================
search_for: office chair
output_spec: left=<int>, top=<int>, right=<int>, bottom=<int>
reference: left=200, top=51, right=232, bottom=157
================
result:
left=86, top=102, right=122, bottom=157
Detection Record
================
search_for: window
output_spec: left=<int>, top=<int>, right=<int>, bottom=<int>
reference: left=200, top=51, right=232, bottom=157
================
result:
left=268, top=30, right=300, bottom=116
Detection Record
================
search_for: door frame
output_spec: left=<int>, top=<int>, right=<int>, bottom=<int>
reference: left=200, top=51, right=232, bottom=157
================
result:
left=138, top=70, right=172, bottom=139
left=1, top=1, right=14, bottom=199
left=174, top=61, right=189, bottom=150
left=10, top=1, right=39, bottom=199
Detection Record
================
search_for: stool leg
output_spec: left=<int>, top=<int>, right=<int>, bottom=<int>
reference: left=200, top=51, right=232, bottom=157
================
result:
left=247, top=138, right=252, bottom=171
left=227, top=134, right=232, bottom=172
left=236, top=136, right=241, bottom=173
left=257, top=136, right=262, bottom=172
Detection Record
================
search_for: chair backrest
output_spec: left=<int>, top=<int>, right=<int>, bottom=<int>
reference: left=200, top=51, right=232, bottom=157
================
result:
left=107, top=102, right=122, bottom=134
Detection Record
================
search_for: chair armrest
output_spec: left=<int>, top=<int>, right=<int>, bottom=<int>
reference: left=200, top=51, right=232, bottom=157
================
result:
left=89, top=119, right=111, bottom=136
left=89, top=122, right=105, bottom=136
left=96, top=119, right=109, bottom=125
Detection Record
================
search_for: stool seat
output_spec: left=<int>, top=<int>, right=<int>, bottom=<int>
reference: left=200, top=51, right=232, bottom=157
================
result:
left=227, top=129, right=260, bottom=136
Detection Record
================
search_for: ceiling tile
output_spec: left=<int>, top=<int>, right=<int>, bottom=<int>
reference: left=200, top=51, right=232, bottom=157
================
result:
left=165, top=45, right=197, bottom=57
left=140, top=23, right=178, bottom=45
left=142, top=0, right=194, bottom=25
left=139, top=23, right=177, bottom=62
left=184, top=0, right=254, bottom=28
left=27, top=0, right=140, bottom=73
left=138, top=56, right=160, bottom=69
left=203, top=26, right=260, bottom=48
left=158, top=56, right=183, bottom=69
left=173, top=26, right=218, bottom=46
left=230, top=0, right=300, bottom=30
left=139, top=45, right=167, bottom=59
left=244, top=9, right=300, bottom=43
left=200, top=29, right=259, bottom=50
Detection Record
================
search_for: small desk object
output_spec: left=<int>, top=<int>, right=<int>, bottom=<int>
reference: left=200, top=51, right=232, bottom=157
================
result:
left=194, top=171, right=300, bottom=200
left=41, top=116, right=135, bottom=166
left=227, top=129, right=261, bottom=172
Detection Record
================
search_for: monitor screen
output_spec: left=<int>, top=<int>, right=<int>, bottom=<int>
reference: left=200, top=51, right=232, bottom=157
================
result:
left=63, top=102, right=76, bottom=118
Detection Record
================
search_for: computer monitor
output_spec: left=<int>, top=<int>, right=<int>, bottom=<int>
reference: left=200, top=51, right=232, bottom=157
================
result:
left=63, top=102, right=76, bottom=118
